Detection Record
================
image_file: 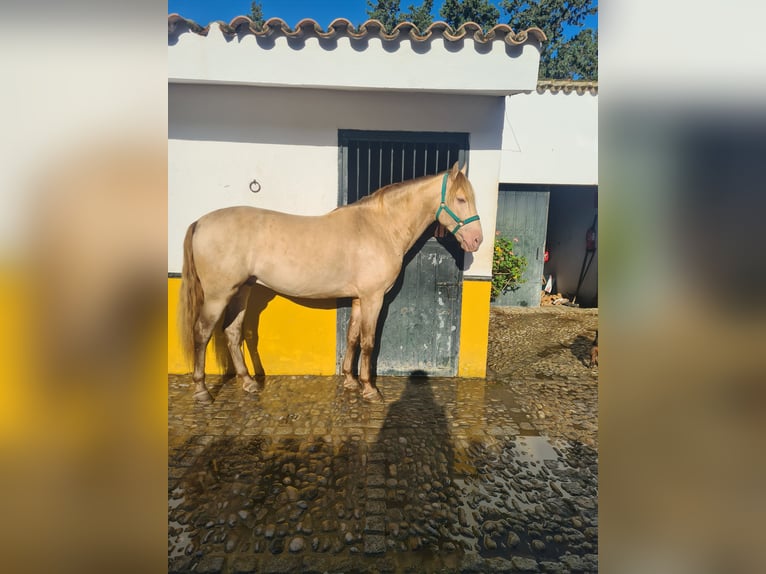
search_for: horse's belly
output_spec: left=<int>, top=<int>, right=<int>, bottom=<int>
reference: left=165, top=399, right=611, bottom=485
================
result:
left=251, top=242, right=401, bottom=299
left=253, top=270, right=355, bottom=300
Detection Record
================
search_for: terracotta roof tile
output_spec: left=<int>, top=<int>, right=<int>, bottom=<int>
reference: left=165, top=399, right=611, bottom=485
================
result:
left=168, top=14, right=546, bottom=46
left=536, top=80, right=598, bottom=95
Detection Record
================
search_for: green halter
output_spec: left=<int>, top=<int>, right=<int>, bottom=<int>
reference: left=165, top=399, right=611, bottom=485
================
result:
left=435, top=173, right=481, bottom=234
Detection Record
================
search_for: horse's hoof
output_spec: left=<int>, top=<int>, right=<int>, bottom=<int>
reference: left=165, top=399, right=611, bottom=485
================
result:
left=242, top=379, right=260, bottom=393
left=343, top=377, right=360, bottom=391
left=194, top=389, right=213, bottom=403
left=362, top=388, right=383, bottom=402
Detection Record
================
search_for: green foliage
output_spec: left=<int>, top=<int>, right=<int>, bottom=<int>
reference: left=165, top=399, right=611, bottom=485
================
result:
left=248, top=0, right=265, bottom=30
left=439, top=0, right=500, bottom=30
left=547, top=27, right=597, bottom=80
left=366, top=0, right=434, bottom=31
left=366, top=0, right=402, bottom=31
left=402, top=0, right=434, bottom=30
left=500, top=0, right=598, bottom=80
left=491, top=234, right=528, bottom=299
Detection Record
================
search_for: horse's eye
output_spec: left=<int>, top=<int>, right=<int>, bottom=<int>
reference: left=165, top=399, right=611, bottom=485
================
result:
left=457, top=197, right=467, bottom=204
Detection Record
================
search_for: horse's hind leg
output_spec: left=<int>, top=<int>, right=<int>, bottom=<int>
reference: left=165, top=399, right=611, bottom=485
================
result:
left=223, top=284, right=259, bottom=393
left=341, top=298, right=362, bottom=390
left=192, top=297, right=229, bottom=403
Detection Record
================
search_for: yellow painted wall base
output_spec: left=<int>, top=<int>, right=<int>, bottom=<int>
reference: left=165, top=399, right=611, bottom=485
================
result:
left=168, top=277, right=490, bottom=378
left=458, top=280, right=491, bottom=378
left=168, top=278, right=336, bottom=375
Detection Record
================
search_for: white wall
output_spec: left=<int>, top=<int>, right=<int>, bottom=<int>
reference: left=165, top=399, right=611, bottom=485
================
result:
left=498, top=89, right=599, bottom=306
left=169, top=84, right=505, bottom=276
left=499, top=90, right=598, bottom=185
left=169, top=22, right=541, bottom=96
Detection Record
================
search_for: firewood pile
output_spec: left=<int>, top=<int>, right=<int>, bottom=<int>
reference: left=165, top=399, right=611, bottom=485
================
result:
left=540, top=290, right=573, bottom=306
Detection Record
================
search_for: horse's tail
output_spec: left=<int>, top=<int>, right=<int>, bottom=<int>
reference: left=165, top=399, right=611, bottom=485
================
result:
left=178, top=221, right=203, bottom=365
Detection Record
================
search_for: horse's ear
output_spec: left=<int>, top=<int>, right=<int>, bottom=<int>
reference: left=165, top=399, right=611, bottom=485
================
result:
left=450, top=161, right=460, bottom=180
left=460, top=162, right=468, bottom=176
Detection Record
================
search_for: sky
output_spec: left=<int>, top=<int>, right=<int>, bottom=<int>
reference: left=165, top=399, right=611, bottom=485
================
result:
left=168, top=1, right=598, bottom=35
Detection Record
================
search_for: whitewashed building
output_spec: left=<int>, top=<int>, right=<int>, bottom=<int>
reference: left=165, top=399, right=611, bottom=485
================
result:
left=497, top=80, right=598, bottom=307
left=167, top=15, right=597, bottom=378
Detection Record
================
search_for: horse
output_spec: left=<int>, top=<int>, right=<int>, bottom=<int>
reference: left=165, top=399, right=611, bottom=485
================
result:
left=178, top=161, right=483, bottom=402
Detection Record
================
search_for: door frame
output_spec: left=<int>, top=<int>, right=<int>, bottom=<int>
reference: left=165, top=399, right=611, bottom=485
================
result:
left=336, top=129, right=470, bottom=376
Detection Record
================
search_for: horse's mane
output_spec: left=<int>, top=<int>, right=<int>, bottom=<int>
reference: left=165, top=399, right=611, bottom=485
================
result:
left=347, top=170, right=466, bottom=208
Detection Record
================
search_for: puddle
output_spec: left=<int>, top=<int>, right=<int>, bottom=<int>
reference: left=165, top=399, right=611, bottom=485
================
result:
left=515, top=435, right=559, bottom=463
left=168, top=520, right=193, bottom=559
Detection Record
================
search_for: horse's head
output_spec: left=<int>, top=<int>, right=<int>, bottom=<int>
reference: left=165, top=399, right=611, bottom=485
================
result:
left=436, top=162, right=484, bottom=252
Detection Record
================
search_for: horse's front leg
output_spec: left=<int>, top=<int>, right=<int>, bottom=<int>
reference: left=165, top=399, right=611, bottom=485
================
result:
left=359, top=293, right=385, bottom=402
left=342, top=298, right=362, bottom=391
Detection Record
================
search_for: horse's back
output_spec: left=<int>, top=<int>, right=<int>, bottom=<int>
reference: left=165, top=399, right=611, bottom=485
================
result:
left=190, top=205, right=396, bottom=299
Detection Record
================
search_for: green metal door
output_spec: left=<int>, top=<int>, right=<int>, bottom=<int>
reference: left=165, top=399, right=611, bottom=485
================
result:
left=337, top=130, right=468, bottom=376
left=493, top=185, right=550, bottom=307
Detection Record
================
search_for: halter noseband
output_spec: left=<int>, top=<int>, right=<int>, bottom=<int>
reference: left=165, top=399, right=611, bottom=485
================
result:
left=435, top=173, right=481, bottom=234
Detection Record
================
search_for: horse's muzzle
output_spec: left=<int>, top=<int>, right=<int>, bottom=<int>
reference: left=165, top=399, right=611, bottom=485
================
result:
left=459, top=223, right=483, bottom=253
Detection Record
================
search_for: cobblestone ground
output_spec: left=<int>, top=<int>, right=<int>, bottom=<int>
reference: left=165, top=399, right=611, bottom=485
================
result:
left=487, top=307, right=599, bottom=450
left=169, top=307, right=598, bottom=573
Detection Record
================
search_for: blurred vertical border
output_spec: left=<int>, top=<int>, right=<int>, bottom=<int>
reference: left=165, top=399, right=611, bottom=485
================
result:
left=0, top=1, right=167, bottom=573
left=600, top=0, right=766, bottom=572
left=2, top=1, right=765, bottom=573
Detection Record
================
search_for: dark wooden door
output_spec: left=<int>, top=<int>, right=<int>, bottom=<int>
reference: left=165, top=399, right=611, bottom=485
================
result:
left=337, top=130, right=468, bottom=376
left=493, top=185, right=550, bottom=307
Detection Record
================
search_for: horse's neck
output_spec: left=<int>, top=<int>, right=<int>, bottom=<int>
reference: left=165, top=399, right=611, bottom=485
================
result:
left=377, top=177, right=441, bottom=254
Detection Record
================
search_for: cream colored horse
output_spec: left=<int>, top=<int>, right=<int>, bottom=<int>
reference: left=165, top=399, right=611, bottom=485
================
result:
left=178, top=162, right=483, bottom=402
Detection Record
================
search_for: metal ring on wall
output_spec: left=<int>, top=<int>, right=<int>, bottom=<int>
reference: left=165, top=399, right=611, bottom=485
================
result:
left=249, top=179, right=261, bottom=193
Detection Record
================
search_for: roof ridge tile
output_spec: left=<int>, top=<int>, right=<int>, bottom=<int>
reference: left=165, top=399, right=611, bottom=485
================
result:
left=168, top=14, right=546, bottom=45
left=536, top=79, right=598, bottom=95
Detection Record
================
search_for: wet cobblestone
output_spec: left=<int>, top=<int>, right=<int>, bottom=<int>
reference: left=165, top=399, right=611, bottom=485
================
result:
left=488, top=307, right=598, bottom=449
left=169, top=308, right=598, bottom=572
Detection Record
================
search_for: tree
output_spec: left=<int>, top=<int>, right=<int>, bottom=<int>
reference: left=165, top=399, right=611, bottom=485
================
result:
left=402, top=0, right=434, bottom=31
left=248, top=1, right=265, bottom=30
left=367, top=0, right=434, bottom=32
left=366, top=0, right=403, bottom=31
left=439, top=0, right=500, bottom=31
left=500, top=0, right=597, bottom=80
left=546, top=27, right=597, bottom=79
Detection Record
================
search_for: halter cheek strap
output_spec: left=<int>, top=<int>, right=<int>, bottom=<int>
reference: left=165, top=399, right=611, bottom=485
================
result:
left=435, top=173, right=481, bottom=235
